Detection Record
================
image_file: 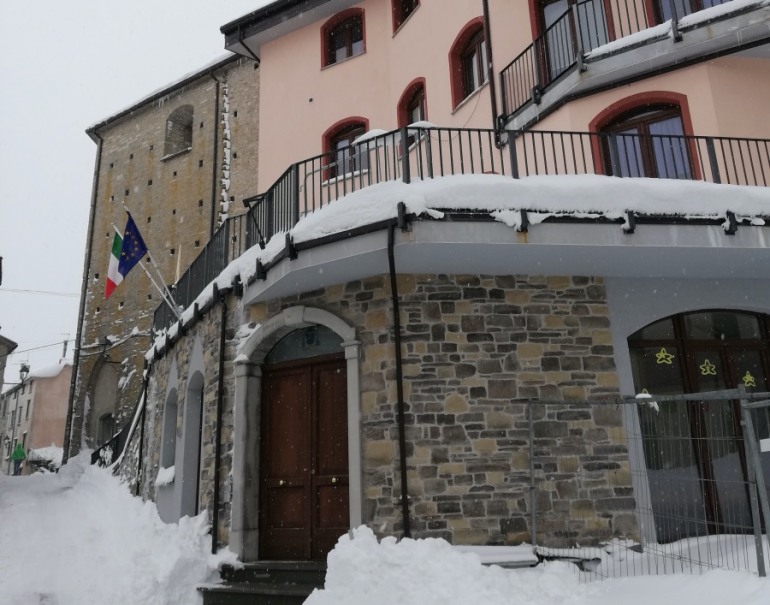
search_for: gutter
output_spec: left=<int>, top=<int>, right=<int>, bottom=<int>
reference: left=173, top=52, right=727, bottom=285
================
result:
left=388, top=208, right=411, bottom=538
left=481, top=0, right=501, bottom=139
left=64, top=131, right=103, bottom=463
left=211, top=293, right=228, bottom=554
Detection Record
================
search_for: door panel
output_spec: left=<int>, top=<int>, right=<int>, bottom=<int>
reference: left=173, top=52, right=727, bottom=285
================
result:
left=260, top=354, right=348, bottom=561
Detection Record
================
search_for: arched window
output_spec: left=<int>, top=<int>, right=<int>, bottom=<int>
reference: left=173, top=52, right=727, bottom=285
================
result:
left=323, top=117, right=369, bottom=179
left=392, top=0, right=419, bottom=32
left=160, top=390, right=178, bottom=469
left=449, top=18, right=487, bottom=109
left=322, top=9, right=365, bottom=67
left=590, top=92, right=698, bottom=180
left=398, top=79, right=427, bottom=128
left=164, top=105, right=194, bottom=156
left=628, top=310, right=770, bottom=541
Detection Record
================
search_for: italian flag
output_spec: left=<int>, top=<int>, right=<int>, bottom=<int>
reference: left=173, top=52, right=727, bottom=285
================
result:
left=105, top=230, right=123, bottom=299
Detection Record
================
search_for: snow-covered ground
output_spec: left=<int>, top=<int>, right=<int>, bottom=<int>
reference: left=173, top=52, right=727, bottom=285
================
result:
left=1, top=456, right=768, bottom=604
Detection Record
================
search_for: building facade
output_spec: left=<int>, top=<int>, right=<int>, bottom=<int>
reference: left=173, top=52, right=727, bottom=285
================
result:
left=1, top=362, right=71, bottom=475
left=79, top=0, right=770, bottom=577
left=66, top=55, right=259, bottom=457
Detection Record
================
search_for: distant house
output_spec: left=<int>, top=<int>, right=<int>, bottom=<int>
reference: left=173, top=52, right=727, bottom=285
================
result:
left=1, top=362, right=71, bottom=475
left=78, top=0, right=769, bottom=579
left=0, top=334, right=18, bottom=394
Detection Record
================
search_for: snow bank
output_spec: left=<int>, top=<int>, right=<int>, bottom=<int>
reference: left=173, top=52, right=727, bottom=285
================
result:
left=0, top=453, right=235, bottom=605
left=306, top=526, right=770, bottom=605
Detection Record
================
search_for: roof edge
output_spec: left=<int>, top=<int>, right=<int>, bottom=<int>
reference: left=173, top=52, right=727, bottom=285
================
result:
left=85, top=53, right=243, bottom=141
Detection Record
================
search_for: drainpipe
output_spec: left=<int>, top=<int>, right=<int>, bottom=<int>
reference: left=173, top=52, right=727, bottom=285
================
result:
left=64, top=130, right=104, bottom=464
left=211, top=293, right=227, bottom=554
left=135, top=359, right=150, bottom=496
left=388, top=220, right=411, bottom=538
left=209, top=71, right=222, bottom=239
left=481, top=0, right=501, bottom=140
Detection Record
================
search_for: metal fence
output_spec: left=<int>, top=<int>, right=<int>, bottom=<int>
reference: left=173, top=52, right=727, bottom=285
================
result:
left=151, top=125, right=769, bottom=331
left=530, top=389, right=770, bottom=580
left=500, top=0, right=736, bottom=120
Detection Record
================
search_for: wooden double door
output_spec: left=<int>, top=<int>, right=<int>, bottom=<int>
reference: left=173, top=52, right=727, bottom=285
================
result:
left=259, top=353, right=349, bottom=560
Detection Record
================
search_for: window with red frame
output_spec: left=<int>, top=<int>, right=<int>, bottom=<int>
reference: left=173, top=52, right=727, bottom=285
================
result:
left=326, top=122, right=368, bottom=179
left=656, top=0, right=726, bottom=23
left=393, top=0, right=419, bottom=31
left=398, top=81, right=427, bottom=146
left=324, top=13, right=364, bottom=66
left=460, top=29, right=487, bottom=101
left=601, top=105, right=692, bottom=179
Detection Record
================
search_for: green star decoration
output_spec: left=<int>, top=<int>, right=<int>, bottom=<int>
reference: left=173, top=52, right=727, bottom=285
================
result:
left=656, top=347, right=674, bottom=365
left=700, top=359, right=717, bottom=376
left=742, top=371, right=757, bottom=388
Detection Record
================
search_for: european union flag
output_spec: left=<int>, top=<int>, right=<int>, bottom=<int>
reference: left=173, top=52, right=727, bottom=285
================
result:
left=118, top=213, right=148, bottom=279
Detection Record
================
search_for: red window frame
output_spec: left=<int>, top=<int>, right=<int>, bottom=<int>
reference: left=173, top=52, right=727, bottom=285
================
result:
left=448, top=17, right=487, bottom=109
left=321, top=8, right=365, bottom=68
left=589, top=91, right=701, bottom=180
left=392, top=0, right=419, bottom=32
left=323, top=117, right=369, bottom=180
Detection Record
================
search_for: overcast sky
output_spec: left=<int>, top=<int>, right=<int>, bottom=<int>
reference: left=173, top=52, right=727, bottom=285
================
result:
left=0, top=1, right=269, bottom=384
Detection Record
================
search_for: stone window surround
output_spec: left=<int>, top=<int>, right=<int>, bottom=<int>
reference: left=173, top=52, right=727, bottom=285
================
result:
left=231, top=306, right=361, bottom=560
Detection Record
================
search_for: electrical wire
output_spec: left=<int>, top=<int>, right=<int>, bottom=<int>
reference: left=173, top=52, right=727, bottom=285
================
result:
left=0, top=288, right=79, bottom=298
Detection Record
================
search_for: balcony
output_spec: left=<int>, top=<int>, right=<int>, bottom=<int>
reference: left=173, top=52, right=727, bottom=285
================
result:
left=153, top=125, right=770, bottom=331
left=500, top=0, right=770, bottom=128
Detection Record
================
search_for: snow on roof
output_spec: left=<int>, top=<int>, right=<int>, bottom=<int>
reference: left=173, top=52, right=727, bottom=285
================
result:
left=28, top=361, right=71, bottom=380
left=87, top=53, right=239, bottom=133
left=146, top=173, right=769, bottom=360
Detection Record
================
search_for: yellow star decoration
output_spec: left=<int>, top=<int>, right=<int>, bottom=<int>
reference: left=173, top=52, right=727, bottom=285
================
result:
left=656, top=347, right=674, bottom=365
left=742, top=371, right=757, bottom=388
left=699, top=359, right=717, bottom=376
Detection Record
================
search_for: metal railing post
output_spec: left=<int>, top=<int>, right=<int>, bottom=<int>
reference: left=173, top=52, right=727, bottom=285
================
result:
left=669, top=0, right=683, bottom=41
left=571, top=3, right=586, bottom=73
left=705, top=137, right=722, bottom=184
left=739, top=386, right=769, bottom=578
left=508, top=131, right=520, bottom=179
left=400, top=127, right=411, bottom=185
left=291, top=163, right=300, bottom=230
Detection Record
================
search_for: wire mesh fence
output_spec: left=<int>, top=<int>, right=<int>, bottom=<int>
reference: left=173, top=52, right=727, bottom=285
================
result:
left=528, top=389, right=770, bottom=580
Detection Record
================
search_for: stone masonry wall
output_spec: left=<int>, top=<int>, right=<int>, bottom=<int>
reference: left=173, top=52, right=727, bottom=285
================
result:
left=138, top=272, right=636, bottom=551
left=70, top=56, right=259, bottom=456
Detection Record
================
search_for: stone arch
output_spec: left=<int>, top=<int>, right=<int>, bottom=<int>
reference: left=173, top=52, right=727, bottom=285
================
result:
left=87, top=356, right=120, bottom=448
left=231, top=306, right=361, bottom=560
left=164, top=104, right=194, bottom=156
left=156, top=358, right=179, bottom=523
left=178, top=337, right=206, bottom=518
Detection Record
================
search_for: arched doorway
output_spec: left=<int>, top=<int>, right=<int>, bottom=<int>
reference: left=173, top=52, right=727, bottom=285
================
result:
left=628, top=310, right=770, bottom=541
left=230, top=306, right=361, bottom=562
left=259, top=325, right=349, bottom=560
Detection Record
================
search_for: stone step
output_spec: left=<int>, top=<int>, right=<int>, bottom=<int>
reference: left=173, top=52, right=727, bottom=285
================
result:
left=219, top=561, right=327, bottom=586
left=200, top=581, right=319, bottom=605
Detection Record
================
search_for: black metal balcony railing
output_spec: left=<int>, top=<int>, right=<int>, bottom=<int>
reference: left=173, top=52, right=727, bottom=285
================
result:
left=500, top=0, right=735, bottom=120
left=152, top=126, right=769, bottom=331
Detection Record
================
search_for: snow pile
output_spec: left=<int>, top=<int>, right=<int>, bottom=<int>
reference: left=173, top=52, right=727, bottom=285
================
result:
left=0, top=453, right=235, bottom=605
left=28, top=445, right=64, bottom=468
left=306, top=526, right=770, bottom=605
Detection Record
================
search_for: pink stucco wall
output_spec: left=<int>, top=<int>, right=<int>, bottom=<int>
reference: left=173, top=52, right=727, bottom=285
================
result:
left=534, top=56, right=770, bottom=139
left=257, top=0, right=521, bottom=187
left=254, top=0, right=769, bottom=189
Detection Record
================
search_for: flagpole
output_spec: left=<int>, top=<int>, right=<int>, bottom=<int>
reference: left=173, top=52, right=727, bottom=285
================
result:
left=112, top=222, right=182, bottom=322
left=143, top=247, right=184, bottom=321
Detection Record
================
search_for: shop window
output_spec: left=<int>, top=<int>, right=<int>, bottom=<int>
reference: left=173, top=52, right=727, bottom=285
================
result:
left=449, top=18, right=487, bottom=108
left=322, top=9, right=365, bottom=67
